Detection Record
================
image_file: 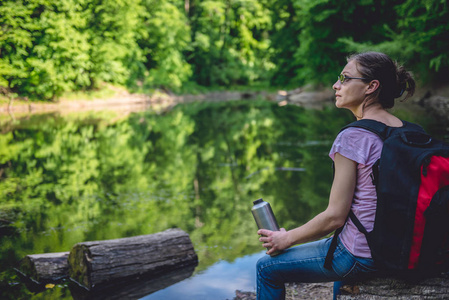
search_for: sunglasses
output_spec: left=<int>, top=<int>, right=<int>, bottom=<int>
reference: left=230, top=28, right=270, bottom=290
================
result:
left=338, top=74, right=369, bottom=84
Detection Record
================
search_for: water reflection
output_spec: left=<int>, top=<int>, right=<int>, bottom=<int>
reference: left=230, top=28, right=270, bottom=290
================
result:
left=70, top=265, right=197, bottom=300
left=141, top=251, right=265, bottom=300
left=0, top=100, right=442, bottom=299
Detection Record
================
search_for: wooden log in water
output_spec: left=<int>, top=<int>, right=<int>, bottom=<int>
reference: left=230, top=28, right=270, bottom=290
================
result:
left=19, top=252, right=69, bottom=284
left=68, top=228, right=198, bottom=290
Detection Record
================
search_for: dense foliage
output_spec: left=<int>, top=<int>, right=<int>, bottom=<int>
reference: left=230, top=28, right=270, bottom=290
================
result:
left=1, top=0, right=448, bottom=100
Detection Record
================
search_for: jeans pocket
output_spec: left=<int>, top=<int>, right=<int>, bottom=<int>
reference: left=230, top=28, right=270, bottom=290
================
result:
left=343, top=260, right=377, bottom=280
left=333, top=241, right=376, bottom=279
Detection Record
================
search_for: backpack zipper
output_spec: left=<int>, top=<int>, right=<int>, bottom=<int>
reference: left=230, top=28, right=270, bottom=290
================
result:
left=422, top=156, right=432, bottom=177
left=371, top=159, right=380, bottom=185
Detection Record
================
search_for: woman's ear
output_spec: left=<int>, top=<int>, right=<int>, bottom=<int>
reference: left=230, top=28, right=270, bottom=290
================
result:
left=365, top=80, right=380, bottom=95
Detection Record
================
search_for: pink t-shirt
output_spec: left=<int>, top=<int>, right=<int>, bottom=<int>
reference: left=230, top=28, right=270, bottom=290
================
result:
left=329, top=127, right=383, bottom=258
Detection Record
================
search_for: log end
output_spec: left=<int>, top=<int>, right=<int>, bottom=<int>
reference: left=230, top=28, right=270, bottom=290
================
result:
left=19, top=256, right=39, bottom=281
left=68, top=244, right=93, bottom=289
left=19, top=252, right=69, bottom=283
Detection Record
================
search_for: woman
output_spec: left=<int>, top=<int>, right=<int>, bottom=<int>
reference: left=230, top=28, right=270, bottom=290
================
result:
left=256, top=52, right=415, bottom=299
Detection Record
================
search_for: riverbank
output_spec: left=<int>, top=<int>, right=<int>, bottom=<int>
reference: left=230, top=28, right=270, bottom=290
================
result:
left=2, top=85, right=448, bottom=125
left=0, top=86, right=336, bottom=116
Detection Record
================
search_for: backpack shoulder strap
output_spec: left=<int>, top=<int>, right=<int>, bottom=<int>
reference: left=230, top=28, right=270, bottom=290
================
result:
left=401, top=121, right=426, bottom=133
left=341, top=119, right=389, bottom=141
left=341, top=119, right=426, bottom=141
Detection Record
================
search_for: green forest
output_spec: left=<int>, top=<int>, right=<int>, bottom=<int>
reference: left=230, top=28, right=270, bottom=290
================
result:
left=1, top=0, right=448, bottom=100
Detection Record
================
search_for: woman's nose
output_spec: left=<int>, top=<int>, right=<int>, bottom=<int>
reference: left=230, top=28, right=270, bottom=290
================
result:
left=332, top=80, right=340, bottom=90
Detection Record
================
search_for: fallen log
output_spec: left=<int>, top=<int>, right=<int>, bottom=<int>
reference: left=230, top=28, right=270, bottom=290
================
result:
left=338, top=276, right=449, bottom=299
left=68, top=228, right=198, bottom=290
left=18, top=252, right=69, bottom=284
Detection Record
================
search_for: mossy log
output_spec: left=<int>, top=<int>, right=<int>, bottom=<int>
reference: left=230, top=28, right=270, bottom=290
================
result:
left=68, top=228, right=198, bottom=290
left=18, top=252, right=69, bottom=284
left=338, top=276, right=449, bottom=299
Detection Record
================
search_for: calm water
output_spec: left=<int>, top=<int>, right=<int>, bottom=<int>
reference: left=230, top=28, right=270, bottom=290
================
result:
left=0, top=100, right=445, bottom=299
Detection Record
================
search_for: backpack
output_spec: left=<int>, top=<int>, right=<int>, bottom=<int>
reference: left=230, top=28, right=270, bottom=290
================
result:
left=324, top=119, right=449, bottom=277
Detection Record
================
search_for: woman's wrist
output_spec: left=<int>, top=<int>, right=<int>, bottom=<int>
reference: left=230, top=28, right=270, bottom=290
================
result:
left=285, top=230, right=295, bottom=248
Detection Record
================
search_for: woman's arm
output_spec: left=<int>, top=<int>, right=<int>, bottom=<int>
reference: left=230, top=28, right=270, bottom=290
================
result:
left=258, top=153, right=357, bottom=255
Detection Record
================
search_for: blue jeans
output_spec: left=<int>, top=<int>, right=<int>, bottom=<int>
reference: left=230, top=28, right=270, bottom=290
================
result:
left=256, top=237, right=376, bottom=300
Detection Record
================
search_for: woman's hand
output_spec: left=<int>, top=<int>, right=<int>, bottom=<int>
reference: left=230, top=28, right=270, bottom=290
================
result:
left=257, top=228, right=290, bottom=255
left=255, top=154, right=357, bottom=255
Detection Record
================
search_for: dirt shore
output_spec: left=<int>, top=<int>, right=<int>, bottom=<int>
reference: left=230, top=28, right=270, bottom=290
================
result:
left=0, top=88, right=334, bottom=116
left=233, top=282, right=334, bottom=300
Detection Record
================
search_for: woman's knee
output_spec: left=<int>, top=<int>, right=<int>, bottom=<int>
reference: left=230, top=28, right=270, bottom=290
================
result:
left=256, top=255, right=270, bottom=275
left=257, top=255, right=281, bottom=283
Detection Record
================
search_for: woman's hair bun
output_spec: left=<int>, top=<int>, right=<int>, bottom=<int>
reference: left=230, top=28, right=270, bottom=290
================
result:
left=395, top=64, right=415, bottom=99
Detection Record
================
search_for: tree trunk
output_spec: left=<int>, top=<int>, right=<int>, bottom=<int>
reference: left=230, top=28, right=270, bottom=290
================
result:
left=338, top=276, right=449, bottom=299
left=68, top=228, right=198, bottom=290
left=19, top=252, right=70, bottom=284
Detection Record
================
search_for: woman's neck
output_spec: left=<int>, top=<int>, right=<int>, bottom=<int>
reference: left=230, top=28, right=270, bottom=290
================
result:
left=358, top=104, right=403, bottom=127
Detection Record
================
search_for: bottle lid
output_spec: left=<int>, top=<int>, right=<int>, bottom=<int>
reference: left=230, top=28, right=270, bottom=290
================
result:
left=253, top=198, right=263, bottom=205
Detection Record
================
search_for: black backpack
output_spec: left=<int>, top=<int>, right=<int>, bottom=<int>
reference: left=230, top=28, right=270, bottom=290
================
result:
left=324, top=119, right=449, bottom=276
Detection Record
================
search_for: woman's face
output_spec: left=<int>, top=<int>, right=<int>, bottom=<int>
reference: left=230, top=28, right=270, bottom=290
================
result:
left=332, top=60, right=369, bottom=115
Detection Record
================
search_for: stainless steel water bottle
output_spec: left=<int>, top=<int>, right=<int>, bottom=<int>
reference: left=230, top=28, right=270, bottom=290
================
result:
left=252, top=198, right=280, bottom=231
left=251, top=198, right=282, bottom=256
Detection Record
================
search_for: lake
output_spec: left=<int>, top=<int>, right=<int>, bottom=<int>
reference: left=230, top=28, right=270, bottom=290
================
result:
left=0, top=99, right=445, bottom=299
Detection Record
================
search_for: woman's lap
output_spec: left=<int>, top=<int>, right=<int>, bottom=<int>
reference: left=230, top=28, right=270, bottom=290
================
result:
left=256, top=237, right=376, bottom=300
